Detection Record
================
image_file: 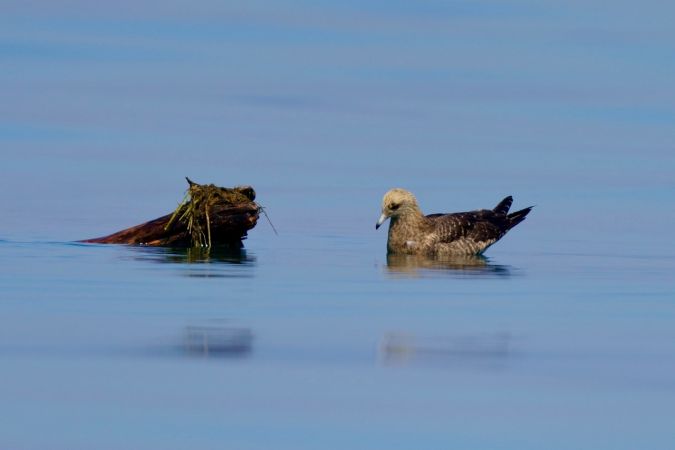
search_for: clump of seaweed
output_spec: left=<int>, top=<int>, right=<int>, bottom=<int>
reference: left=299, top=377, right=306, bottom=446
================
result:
left=166, top=177, right=256, bottom=247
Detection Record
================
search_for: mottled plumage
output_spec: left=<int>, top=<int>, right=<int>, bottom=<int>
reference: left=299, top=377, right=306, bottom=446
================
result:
left=375, top=188, right=532, bottom=256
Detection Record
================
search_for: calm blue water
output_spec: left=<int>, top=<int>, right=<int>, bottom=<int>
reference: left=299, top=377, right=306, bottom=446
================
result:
left=2, top=1, right=675, bottom=449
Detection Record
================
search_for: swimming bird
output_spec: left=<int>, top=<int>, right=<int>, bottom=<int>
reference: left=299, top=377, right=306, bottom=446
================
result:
left=375, top=188, right=532, bottom=256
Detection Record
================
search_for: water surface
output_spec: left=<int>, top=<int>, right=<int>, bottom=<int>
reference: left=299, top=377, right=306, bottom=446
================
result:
left=2, top=1, right=675, bottom=449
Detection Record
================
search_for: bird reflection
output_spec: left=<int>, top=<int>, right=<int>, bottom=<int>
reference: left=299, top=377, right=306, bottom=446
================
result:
left=380, top=332, right=511, bottom=368
left=386, top=253, right=511, bottom=277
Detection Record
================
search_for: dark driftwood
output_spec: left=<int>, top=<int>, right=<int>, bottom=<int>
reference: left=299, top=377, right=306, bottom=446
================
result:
left=81, top=182, right=259, bottom=248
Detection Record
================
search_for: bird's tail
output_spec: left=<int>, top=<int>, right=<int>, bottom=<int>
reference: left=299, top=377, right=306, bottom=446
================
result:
left=507, top=206, right=533, bottom=229
left=493, top=196, right=513, bottom=215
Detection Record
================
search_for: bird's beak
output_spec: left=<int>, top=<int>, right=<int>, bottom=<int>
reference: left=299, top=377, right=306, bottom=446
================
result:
left=375, top=213, right=388, bottom=230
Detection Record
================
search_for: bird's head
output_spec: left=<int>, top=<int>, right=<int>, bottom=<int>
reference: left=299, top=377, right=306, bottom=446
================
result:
left=376, top=188, right=419, bottom=229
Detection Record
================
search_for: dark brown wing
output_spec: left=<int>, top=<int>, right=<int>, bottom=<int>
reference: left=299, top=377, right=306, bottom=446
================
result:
left=426, top=209, right=511, bottom=244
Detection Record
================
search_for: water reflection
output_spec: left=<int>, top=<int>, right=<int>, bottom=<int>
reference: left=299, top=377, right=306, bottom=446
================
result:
left=123, top=246, right=255, bottom=278
left=126, top=246, right=252, bottom=264
left=380, top=332, right=511, bottom=369
left=386, top=253, right=511, bottom=278
left=183, top=322, right=254, bottom=358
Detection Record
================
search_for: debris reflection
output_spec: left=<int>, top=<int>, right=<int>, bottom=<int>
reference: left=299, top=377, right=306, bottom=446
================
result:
left=122, top=246, right=255, bottom=278
left=126, top=246, right=254, bottom=264
left=183, top=322, right=254, bottom=358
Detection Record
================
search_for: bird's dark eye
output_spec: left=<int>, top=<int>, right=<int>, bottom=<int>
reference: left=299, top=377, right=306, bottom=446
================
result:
left=390, top=203, right=400, bottom=210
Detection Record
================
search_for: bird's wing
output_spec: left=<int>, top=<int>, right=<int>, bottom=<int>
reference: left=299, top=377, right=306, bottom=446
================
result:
left=426, top=210, right=510, bottom=244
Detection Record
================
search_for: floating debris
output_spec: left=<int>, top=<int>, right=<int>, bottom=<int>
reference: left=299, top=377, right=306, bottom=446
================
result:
left=81, top=178, right=260, bottom=248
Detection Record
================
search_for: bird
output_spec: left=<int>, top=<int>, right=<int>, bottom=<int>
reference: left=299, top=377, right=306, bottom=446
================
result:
left=375, top=188, right=532, bottom=256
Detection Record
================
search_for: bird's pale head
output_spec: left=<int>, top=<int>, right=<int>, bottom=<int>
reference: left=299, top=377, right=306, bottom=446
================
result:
left=376, top=188, right=419, bottom=229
